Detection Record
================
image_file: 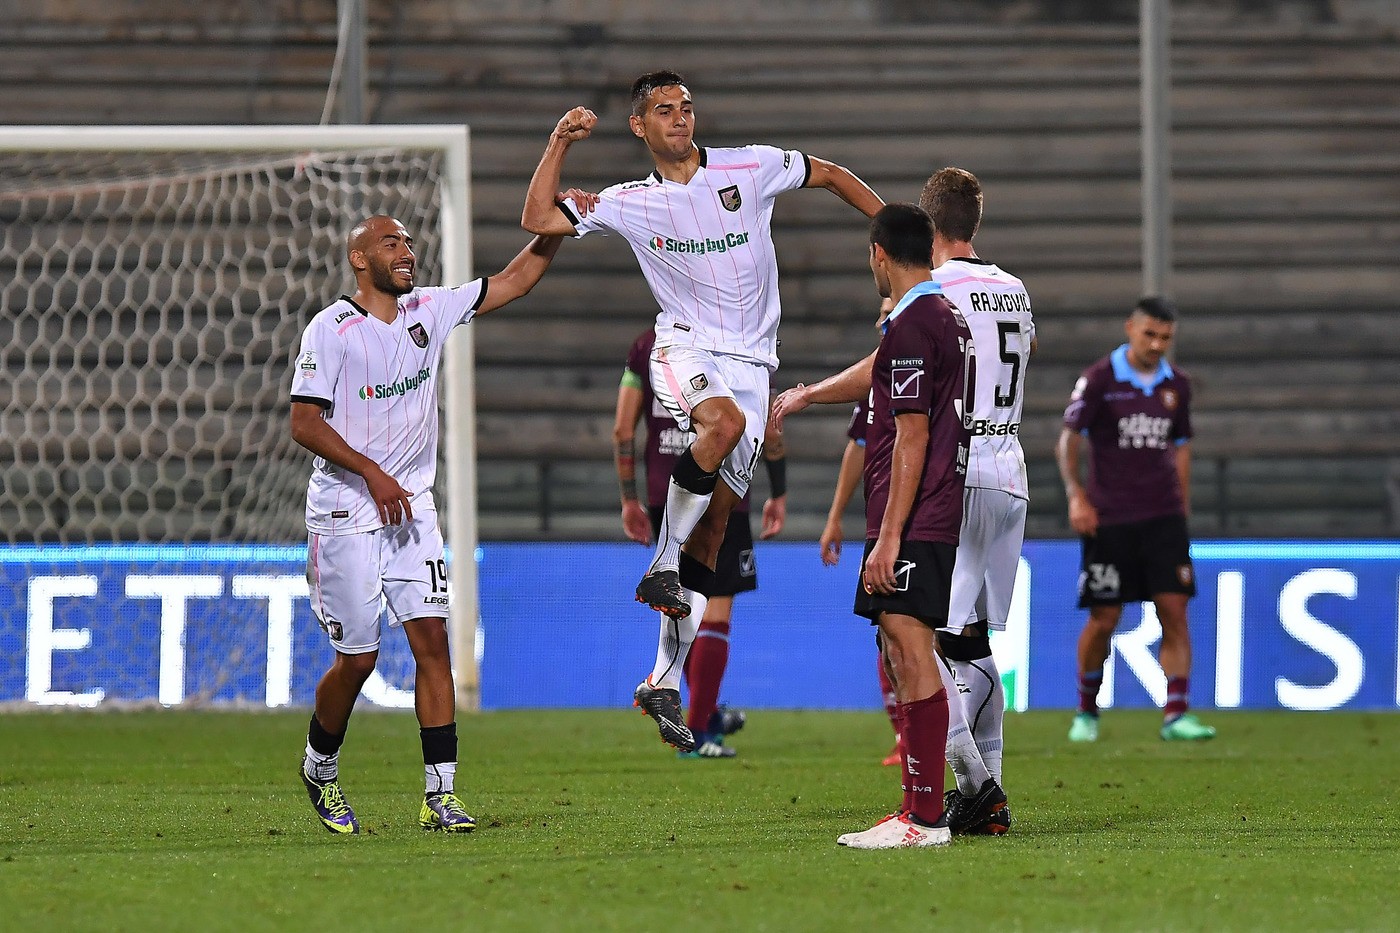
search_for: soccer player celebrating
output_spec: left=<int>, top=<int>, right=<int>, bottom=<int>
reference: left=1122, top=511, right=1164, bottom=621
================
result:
left=522, top=70, right=882, bottom=750
left=289, top=216, right=563, bottom=835
left=780, top=203, right=974, bottom=848
left=613, top=328, right=788, bottom=757
left=1058, top=297, right=1216, bottom=743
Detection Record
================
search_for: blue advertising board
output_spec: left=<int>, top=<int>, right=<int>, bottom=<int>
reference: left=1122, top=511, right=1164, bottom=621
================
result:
left=1, top=541, right=1396, bottom=712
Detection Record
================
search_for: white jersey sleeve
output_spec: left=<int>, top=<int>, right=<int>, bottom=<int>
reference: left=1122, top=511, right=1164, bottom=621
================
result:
left=748, top=145, right=810, bottom=200
left=560, top=188, right=625, bottom=238
left=289, top=313, right=346, bottom=410
left=410, top=278, right=489, bottom=330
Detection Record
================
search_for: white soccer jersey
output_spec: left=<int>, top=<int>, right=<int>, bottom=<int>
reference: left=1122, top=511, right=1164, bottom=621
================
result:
left=930, top=258, right=1035, bottom=498
left=561, top=145, right=809, bottom=370
left=289, top=281, right=488, bottom=534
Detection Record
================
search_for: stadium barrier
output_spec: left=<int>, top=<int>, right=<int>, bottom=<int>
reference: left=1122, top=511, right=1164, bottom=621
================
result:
left=3, top=540, right=1397, bottom=711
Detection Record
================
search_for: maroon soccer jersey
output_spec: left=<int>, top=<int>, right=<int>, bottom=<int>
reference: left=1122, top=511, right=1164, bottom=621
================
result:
left=625, top=330, right=750, bottom=512
left=1062, top=344, right=1193, bottom=525
left=863, top=283, right=974, bottom=544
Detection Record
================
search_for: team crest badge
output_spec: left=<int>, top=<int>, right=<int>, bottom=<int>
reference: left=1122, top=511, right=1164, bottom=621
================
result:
left=1161, top=388, right=1178, bottom=411
left=1177, top=564, right=1193, bottom=586
left=322, top=618, right=344, bottom=642
left=718, top=185, right=742, bottom=212
left=690, top=373, right=710, bottom=392
left=408, top=323, right=430, bottom=348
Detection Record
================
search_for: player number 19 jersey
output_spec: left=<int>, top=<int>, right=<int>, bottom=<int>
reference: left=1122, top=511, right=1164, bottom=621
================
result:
left=288, top=281, right=487, bottom=535
left=929, top=258, right=1034, bottom=499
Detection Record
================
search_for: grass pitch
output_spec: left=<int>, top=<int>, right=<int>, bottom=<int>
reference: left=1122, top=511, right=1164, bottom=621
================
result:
left=1, top=708, right=1395, bottom=932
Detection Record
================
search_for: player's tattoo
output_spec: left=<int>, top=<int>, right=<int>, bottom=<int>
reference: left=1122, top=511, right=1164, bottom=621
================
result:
left=616, top=442, right=639, bottom=501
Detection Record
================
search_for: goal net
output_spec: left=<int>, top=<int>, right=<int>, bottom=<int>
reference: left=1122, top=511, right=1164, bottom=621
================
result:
left=0, top=126, right=479, bottom=710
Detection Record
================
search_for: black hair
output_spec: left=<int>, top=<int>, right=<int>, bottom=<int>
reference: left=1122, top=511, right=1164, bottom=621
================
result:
left=1135, top=296, right=1178, bottom=322
left=631, top=71, right=687, bottom=116
left=869, top=203, right=935, bottom=268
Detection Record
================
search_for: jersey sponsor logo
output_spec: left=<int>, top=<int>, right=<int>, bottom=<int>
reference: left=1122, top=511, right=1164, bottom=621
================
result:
left=298, top=351, right=317, bottom=374
left=891, top=367, right=923, bottom=399
left=648, top=231, right=752, bottom=254
left=717, top=185, right=742, bottom=212
left=408, top=322, right=430, bottom=348
left=1117, top=412, right=1172, bottom=449
left=968, top=419, right=1020, bottom=437
left=334, top=309, right=357, bottom=324
left=358, top=366, right=432, bottom=401
left=967, top=291, right=1031, bottom=314
left=331, top=510, right=350, bottom=519
left=423, top=595, right=448, bottom=606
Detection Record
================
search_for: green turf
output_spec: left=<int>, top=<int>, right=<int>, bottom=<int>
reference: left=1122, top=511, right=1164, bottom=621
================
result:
left=0, top=708, right=1395, bottom=932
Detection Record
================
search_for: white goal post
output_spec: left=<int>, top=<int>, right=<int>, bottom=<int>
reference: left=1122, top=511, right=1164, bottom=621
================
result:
left=0, top=126, right=481, bottom=710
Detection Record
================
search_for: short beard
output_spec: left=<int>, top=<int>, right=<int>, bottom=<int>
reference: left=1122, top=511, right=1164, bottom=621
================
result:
left=370, top=264, right=413, bottom=296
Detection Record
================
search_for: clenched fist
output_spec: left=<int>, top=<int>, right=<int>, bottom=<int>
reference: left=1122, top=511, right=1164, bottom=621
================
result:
left=554, top=107, right=598, bottom=142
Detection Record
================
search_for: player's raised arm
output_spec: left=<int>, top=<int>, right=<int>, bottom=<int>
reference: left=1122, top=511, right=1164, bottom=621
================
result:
left=804, top=155, right=884, bottom=218
left=522, top=107, right=598, bottom=236
left=476, top=234, right=565, bottom=316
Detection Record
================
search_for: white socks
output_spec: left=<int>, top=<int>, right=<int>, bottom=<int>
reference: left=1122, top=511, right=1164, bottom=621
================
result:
left=949, top=652, right=1006, bottom=785
left=303, top=743, right=338, bottom=782
left=649, top=478, right=713, bottom=575
left=940, top=655, right=992, bottom=795
left=648, top=590, right=707, bottom=690
left=426, top=762, right=456, bottom=795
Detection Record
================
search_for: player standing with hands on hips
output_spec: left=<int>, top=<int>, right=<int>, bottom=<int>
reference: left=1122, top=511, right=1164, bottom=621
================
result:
left=522, top=71, right=883, bottom=751
left=289, top=216, right=563, bottom=834
left=1058, top=297, right=1216, bottom=743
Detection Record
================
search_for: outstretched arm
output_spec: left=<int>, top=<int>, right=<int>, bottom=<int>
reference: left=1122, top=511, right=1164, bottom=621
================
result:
left=476, top=234, right=564, bottom=315
left=770, top=350, right=876, bottom=431
left=805, top=156, right=884, bottom=218
left=522, top=107, right=598, bottom=236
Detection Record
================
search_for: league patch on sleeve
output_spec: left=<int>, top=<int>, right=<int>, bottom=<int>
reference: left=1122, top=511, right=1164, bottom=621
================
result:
left=890, top=365, right=924, bottom=400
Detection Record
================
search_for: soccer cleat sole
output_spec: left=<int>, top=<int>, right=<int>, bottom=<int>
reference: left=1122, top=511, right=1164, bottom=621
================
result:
left=634, top=570, right=691, bottom=619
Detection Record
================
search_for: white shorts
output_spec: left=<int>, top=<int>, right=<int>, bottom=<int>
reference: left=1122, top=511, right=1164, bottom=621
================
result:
left=942, top=487, right=1028, bottom=634
left=650, top=345, right=770, bottom=497
left=306, top=511, right=449, bottom=655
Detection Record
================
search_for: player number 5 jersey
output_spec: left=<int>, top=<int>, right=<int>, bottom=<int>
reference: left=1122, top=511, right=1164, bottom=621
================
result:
left=930, top=257, right=1034, bottom=499
left=288, top=281, right=487, bottom=535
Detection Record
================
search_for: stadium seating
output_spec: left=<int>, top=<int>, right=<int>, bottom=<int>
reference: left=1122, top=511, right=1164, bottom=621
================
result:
left=2, top=3, right=1397, bottom=540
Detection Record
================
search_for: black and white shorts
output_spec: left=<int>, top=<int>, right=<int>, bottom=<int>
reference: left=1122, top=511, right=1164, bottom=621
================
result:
left=853, top=538, right=958, bottom=628
left=1077, top=513, right=1195, bottom=608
